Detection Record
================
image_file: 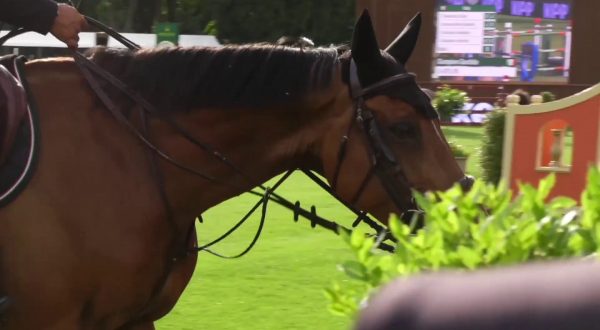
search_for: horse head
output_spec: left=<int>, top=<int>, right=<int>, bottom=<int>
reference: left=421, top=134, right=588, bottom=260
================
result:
left=317, top=11, right=473, bottom=224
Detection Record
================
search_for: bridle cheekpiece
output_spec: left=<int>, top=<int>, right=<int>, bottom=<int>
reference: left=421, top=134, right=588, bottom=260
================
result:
left=332, top=59, right=420, bottom=214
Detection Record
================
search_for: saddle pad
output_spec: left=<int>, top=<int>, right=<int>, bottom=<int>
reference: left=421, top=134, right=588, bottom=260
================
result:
left=0, top=64, right=27, bottom=165
left=0, top=55, right=39, bottom=208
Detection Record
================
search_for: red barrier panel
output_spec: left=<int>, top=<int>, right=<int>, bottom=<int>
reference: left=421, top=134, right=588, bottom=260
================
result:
left=502, top=84, right=600, bottom=200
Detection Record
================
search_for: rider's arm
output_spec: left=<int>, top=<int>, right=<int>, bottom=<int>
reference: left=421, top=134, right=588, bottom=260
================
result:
left=0, top=0, right=86, bottom=49
left=0, top=0, right=59, bottom=34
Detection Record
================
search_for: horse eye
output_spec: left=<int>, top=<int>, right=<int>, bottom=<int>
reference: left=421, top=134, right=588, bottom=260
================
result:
left=390, top=123, right=416, bottom=140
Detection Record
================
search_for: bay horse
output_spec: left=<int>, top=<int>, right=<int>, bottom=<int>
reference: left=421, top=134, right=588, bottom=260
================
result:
left=0, top=11, right=471, bottom=329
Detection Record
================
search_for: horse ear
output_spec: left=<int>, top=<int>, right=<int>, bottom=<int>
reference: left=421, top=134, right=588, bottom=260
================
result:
left=351, top=9, right=382, bottom=64
left=384, top=12, right=422, bottom=65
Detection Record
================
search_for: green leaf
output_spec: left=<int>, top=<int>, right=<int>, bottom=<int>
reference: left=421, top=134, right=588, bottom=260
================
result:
left=441, top=211, right=460, bottom=235
left=368, top=267, right=383, bottom=286
left=536, top=173, right=556, bottom=202
left=339, top=261, right=369, bottom=282
left=389, top=216, right=411, bottom=241
left=457, top=246, right=481, bottom=269
left=350, top=230, right=365, bottom=250
left=428, top=247, right=448, bottom=269
left=357, top=237, right=375, bottom=263
left=568, top=233, right=585, bottom=254
left=412, top=190, right=432, bottom=211
left=594, top=223, right=600, bottom=246
left=550, top=197, right=577, bottom=211
left=518, top=221, right=538, bottom=247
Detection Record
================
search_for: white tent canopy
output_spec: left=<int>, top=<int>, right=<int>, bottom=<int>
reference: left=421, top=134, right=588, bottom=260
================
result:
left=0, top=31, right=96, bottom=48
left=178, top=35, right=221, bottom=47
left=106, top=33, right=156, bottom=48
left=0, top=31, right=220, bottom=48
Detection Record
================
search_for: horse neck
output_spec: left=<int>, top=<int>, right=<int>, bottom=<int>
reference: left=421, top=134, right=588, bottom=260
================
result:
left=153, top=90, right=344, bottom=222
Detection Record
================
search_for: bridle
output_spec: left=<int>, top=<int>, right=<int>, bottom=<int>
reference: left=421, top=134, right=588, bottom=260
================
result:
left=331, top=59, right=420, bottom=216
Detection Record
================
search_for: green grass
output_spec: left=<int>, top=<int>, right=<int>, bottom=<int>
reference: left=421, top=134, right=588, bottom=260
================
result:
left=156, top=172, right=356, bottom=330
left=442, top=126, right=485, bottom=178
left=156, top=126, right=485, bottom=330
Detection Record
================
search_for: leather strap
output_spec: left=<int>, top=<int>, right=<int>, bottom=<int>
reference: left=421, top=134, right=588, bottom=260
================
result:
left=331, top=59, right=418, bottom=215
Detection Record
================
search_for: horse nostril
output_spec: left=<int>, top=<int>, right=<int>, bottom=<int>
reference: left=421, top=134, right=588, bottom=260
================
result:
left=459, top=175, right=475, bottom=192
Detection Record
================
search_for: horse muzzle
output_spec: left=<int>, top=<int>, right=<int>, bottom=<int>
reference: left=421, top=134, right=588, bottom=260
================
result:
left=458, top=175, right=475, bottom=192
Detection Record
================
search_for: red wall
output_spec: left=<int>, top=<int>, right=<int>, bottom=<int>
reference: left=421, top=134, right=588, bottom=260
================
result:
left=510, top=96, right=600, bottom=200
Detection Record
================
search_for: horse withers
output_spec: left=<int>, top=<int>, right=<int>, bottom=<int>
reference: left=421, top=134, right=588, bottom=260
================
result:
left=0, top=11, right=471, bottom=329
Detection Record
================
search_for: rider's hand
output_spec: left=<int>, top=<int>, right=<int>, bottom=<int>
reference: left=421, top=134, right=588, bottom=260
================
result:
left=50, top=4, right=87, bottom=49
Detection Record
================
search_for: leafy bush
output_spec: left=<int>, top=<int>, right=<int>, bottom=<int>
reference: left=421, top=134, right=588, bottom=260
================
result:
left=203, top=20, right=218, bottom=36
left=325, top=167, right=600, bottom=318
left=448, top=141, right=470, bottom=158
left=540, top=91, right=557, bottom=103
left=432, top=85, right=470, bottom=121
left=480, top=110, right=505, bottom=184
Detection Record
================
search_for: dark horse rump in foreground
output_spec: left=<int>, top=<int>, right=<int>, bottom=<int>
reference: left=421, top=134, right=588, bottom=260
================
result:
left=356, top=259, right=600, bottom=330
left=0, top=11, right=469, bottom=329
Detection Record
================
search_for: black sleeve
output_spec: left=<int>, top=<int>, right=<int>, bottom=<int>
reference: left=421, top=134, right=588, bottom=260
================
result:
left=0, top=0, right=58, bottom=34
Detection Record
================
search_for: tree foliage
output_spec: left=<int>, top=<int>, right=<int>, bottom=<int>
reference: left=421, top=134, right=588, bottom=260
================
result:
left=76, top=0, right=356, bottom=45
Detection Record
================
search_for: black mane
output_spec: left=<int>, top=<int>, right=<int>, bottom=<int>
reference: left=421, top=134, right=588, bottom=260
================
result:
left=87, top=45, right=341, bottom=111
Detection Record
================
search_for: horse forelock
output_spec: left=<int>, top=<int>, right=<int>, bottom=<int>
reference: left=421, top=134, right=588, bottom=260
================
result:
left=87, top=45, right=341, bottom=112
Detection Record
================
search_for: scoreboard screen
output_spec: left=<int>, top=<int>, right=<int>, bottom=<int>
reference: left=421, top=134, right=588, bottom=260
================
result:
left=432, top=0, right=573, bottom=83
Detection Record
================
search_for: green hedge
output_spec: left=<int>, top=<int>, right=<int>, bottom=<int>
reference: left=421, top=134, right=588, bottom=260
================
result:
left=326, top=167, right=600, bottom=318
left=480, top=110, right=506, bottom=184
